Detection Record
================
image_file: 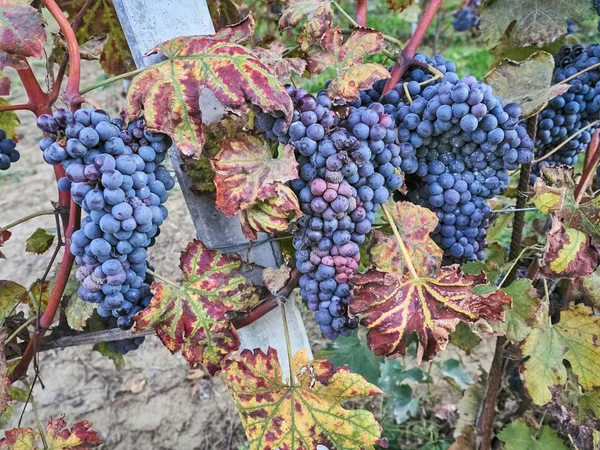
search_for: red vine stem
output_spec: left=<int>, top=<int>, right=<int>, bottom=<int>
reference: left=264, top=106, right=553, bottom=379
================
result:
left=382, top=0, right=443, bottom=95
left=9, top=199, right=80, bottom=383
left=574, top=129, right=600, bottom=203
left=0, top=103, right=35, bottom=113
left=356, top=0, right=367, bottom=27
left=41, top=0, right=83, bottom=110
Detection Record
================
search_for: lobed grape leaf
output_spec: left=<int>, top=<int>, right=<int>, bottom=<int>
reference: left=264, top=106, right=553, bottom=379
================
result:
left=22, top=280, right=50, bottom=313
left=488, top=35, right=575, bottom=69
left=206, top=0, right=241, bottom=31
left=58, top=0, right=134, bottom=76
left=0, top=229, right=11, bottom=259
left=317, top=330, right=384, bottom=385
left=539, top=220, right=599, bottom=280
left=223, top=347, right=385, bottom=450
left=484, top=51, right=570, bottom=118
left=262, top=265, right=292, bottom=295
left=581, top=389, right=600, bottom=419
left=0, top=98, right=19, bottom=140
left=449, top=322, right=481, bottom=355
left=491, top=278, right=544, bottom=342
left=212, top=136, right=298, bottom=217
left=497, top=419, right=568, bottom=450
left=307, top=28, right=389, bottom=101
left=0, top=280, right=26, bottom=322
left=370, top=201, right=442, bottom=277
left=441, top=359, right=473, bottom=390
left=0, top=71, right=9, bottom=96
left=126, top=16, right=293, bottom=158
left=252, top=41, right=306, bottom=80
left=350, top=266, right=511, bottom=363
left=523, top=303, right=600, bottom=406
left=25, top=228, right=54, bottom=255
left=0, top=0, right=46, bottom=59
left=0, top=415, right=101, bottom=449
left=279, top=0, right=333, bottom=51
left=460, top=242, right=506, bottom=285
left=479, top=0, right=594, bottom=48
left=133, top=239, right=260, bottom=375
left=386, top=0, right=414, bottom=12
left=66, top=295, right=94, bottom=331
left=239, top=184, right=302, bottom=240
left=576, top=267, right=600, bottom=308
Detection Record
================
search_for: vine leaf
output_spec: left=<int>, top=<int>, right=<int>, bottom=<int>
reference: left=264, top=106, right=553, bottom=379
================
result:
left=133, top=239, right=260, bottom=375
left=370, top=201, right=442, bottom=277
left=308, top=28, right=390, bottom=101
left=206, top=0, right=241, bottom=31
left=0, top=72, right=9, bottom=96
left=0, top=280, right=26, bottom=322
left=350, top=266, right=511, bottom=362
left=279, top=0, right=333, bottom=51
left=58, top=0, right=135, bottom=76
left=449, top=322, right=481, bottom=355
left=0, top=0, right=46, bottom=59
left=523, top=303, right=600, bottom=406
left=479, top=0, right=594, bottom=48
left=581, top=389, right=600, bottom=419
left=497, top=419, right=568, bottom=450
left=252, top=41, right=306, bottom=80
left=386, top=0, right=414, bottom=12
left=576, top=267, right=600, bottom=308
left=25, top=228, right=55, bottom=254
left=212, top=137, right=298, bottom=217
left=223, top=347, right=385, bottom=450
left=262, top=265, right=292, bottom=295
left=239, top=184, right=302, bottom=240
left=491, top=278, right=544, bottom=342
left=0, top=98, right=19, bottom=140
left=0, top=51, right=27, bottom=71
left=484, top=51, right=570, bottom=118
left=0, top=415, right=102, bottom=449
left=0, top=229, right=11, bottom=259
left=126, top=16, right=293, bottom=158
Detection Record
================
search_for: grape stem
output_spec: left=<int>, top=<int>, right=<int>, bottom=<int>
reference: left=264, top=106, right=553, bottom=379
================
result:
left=0, top=209, right=56, bottom=232
left=80, top=67, right=146, bottom=95
left=280, top=304, right=295, bottom=385
left=9, top=199, right=81, bottom=383
left=532, top=119, right=600, bottom=164
left=556, top=61, right=600, bottom=87
left=42, top=0, right=83, bottom=110
left=0, top=103, right=35, bottom=113
left=382, top=0, right=444, bottom=95
left=355, top=0, right=367, bottom=27
left=574, top=129, right=600, bottom=203
left=381, top=203, right=419, bottom=279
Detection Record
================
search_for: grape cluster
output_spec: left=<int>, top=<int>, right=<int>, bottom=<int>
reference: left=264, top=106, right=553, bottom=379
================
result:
left=452, top=0, right=480, bottom=32
left=385, top=74, right=532, bottom=260
left=0, top=129, right=20, bottom=171
left=37, top=109, right=175, bottom=353
left=535, top=44, right=600, bottom=170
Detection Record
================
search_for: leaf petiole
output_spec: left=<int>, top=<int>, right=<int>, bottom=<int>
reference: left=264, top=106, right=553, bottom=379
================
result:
left=381, top=203, right=419, bottom=279
left=146, top=269, right=179, bottom=289
left=0, top=209, right=56, bottom=233
left=280, top=303, right=295, bottom=385
left=80, top=67, right=146, bottom=95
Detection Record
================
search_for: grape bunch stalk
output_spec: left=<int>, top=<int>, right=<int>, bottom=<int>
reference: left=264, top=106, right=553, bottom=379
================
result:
left=0, top=128, right=20, bottom=171
left=37, top=109, right=175, bottom=354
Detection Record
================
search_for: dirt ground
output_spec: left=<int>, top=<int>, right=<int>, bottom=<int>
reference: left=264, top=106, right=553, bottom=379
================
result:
left=0, top=62, right=494, bottom=449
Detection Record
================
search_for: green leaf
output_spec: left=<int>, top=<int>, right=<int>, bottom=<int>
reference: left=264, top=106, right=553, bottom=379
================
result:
left=493, top=278, right=544, bottom=342
left=480, top=0, right=594, bottom=48
left=484, top=51, right=570, bottom=118
left=378, top=359, right=423, bottom=424
left=66, top=295, right=94, bottom=331
left=454, top=372, right=486, bottom=439
left=441, top=359, right=473, bottom=390
left=449, top=322, right=482, bottom=355
left=0, top=98, right=19, bottom=140
left=523, top=303, right=600, bottom=405
left=497, top=419, right=569, bottom=450
left=0, top=281, right=26, bottom=322
left=25, top=228, right=55, bottom=254
left=386, top=0, right=414, bottom=11
left=317, top=330, right=384, bottom=385
left=93, top=341, right=125, bottom=371
left=580, top=389, right=600, bottom=419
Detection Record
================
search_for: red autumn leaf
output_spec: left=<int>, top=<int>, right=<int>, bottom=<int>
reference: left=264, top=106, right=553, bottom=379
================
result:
left=0, top=230, right=10, bottom=259
left=239, top=184, right=303, bottom=240
left=252, top=41, right=306, bottom=80
left=350, top=266, right=510, bottom=362
left=133, top=239, right=260, bottom=375
left=57, top=0, right=135, bottom=76
left=0, top=415, right=101, bottom=449
left=370, top=201, right=442, bottom=276
left=0, top=51, right=27, bottom=71
left=126, top=16, right=292, bottom=158
left=308, top=28, right=390, bottom=101
left=212, top=136, right=298, bottom=216
left=223, top=347, right=385, bottom=450
left=279, top=0, right=333, bottom=51
left=0, top=0, right=46, bottom=59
